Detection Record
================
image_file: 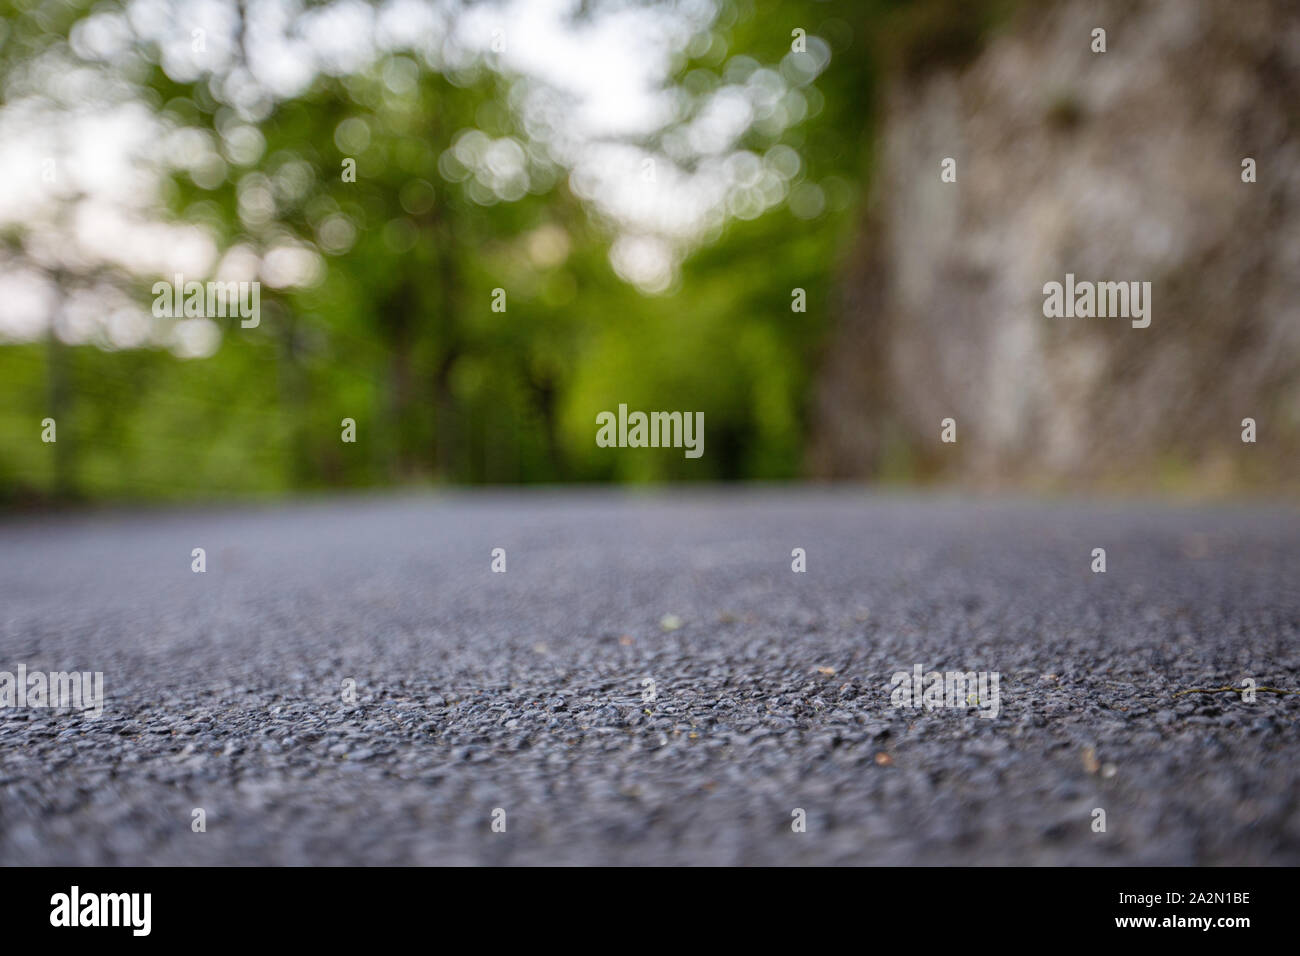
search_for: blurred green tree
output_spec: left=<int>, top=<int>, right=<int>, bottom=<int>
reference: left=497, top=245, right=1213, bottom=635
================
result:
left=0, top=0, right=894, bottom=500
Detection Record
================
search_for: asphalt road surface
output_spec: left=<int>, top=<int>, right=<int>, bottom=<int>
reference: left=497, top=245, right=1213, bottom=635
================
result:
left=1, top=489, right=1297, bottom=865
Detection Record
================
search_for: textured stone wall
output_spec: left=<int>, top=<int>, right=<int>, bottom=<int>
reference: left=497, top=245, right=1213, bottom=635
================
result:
left=810, top=0, right=1300, bottom=493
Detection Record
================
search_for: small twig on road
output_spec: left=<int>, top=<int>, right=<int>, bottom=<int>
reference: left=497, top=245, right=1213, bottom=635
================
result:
left=1172, top=686, right=1298, bottom=697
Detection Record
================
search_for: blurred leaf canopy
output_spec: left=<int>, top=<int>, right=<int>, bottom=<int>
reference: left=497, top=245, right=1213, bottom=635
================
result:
left=0, top=0, right=893, bottom=502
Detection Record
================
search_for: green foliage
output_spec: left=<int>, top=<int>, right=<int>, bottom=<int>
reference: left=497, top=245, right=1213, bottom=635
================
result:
left=0, top=0, right=891, bottom=500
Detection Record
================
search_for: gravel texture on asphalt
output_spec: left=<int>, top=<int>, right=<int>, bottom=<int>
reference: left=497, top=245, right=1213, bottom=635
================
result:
left=1, top=489, right=1297, bottom=865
